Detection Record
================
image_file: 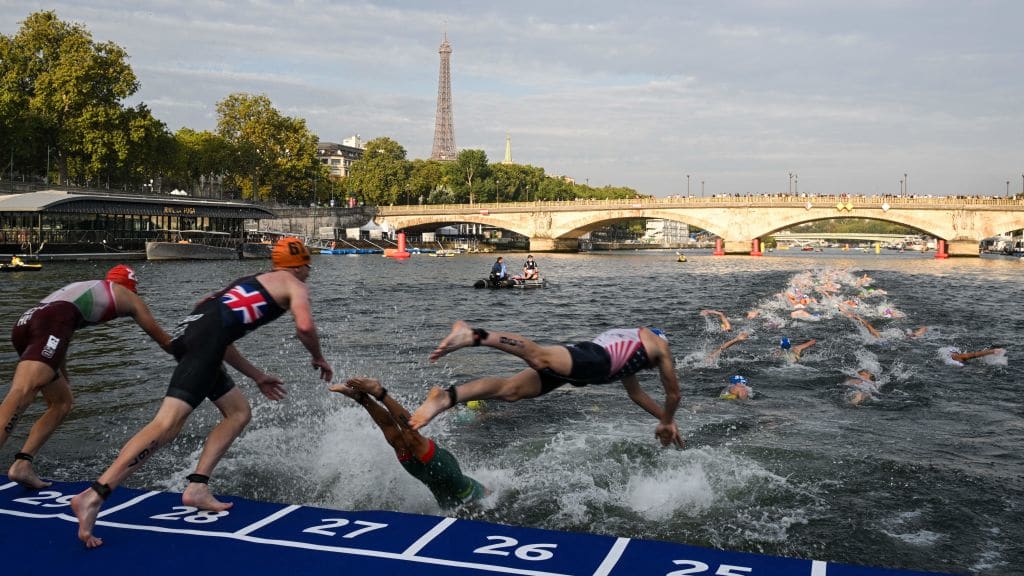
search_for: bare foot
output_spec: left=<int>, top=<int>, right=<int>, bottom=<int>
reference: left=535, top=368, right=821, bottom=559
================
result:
left=346, top=377, right=383, bottom=398
left=429, top=321, right=476, bottom=362
left=182, top=482, right=234, bottom=512
left=8, top=459, right=52, bottom=490
left=70, top=488, right=104, bottom=548
left=408, top=386, right=452, bottom=430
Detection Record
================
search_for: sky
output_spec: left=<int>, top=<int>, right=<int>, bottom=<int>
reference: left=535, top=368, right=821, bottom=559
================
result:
left=3, top=1, right=1022, bottom=198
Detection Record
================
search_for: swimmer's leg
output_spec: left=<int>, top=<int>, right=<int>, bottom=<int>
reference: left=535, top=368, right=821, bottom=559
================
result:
left=73, top=397, right=193, bottom=547
left=430, top=321, right=572, bottom=374
left=184, top=388, right=251, bottom=511
left=409, top=369, right=542, bottom=430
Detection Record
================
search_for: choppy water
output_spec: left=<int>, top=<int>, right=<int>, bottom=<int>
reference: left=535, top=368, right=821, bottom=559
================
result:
left=1, top=250, right=1021, bottom=575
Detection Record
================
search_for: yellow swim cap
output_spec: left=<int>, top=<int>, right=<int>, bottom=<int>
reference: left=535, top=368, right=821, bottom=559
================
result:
left=466, top=400, right=484, bottom=410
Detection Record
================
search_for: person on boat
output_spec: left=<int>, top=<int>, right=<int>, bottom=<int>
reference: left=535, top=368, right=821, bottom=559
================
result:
left=0, top=265, right=173, bottom=490
left=9, top=255, right=24, bottom=267
left=489, top=256, right=508, bottom=284
left=331, top=377, right=486, bottom=509
left=779, top=337, right=817, bottom=363
left=409, top=322, right=684, bottom=449
left=522, top=255, right=540, bottom=280
left=72, top=237, right=334, bottom=549
left=719, top=375, right=752, bottom=400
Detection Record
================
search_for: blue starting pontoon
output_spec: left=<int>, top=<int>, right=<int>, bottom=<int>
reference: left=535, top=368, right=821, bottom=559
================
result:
left=0, top=476, right=954, bottom=576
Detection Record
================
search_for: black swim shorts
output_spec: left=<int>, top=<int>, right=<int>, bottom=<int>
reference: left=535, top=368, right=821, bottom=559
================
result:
left=537, top=341, right=612, bottom=395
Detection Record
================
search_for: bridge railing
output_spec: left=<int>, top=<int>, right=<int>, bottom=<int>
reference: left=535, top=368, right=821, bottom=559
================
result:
left=377, top=194, right=1024, bottom=214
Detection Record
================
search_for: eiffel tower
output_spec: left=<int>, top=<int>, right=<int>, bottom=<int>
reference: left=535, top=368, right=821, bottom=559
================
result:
left=430, top=33, right=457, bottom=161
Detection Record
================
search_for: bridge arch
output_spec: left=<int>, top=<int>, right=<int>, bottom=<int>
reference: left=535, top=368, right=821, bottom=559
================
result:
left=376, top=197, right=1024, bottom=255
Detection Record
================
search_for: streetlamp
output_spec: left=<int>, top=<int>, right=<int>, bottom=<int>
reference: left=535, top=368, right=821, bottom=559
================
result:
left=701, top=180, right=705, bottom=197
left=904, top=173, right=908, bottom=197
left=788, top=172, right=793, bottom=195
left=1008, top=180, right=1011, bottom=198
left=45, top=146, right=51, bottom=185
left=899, top=178, right=904, bottom=197
left=686, top=174, right=690, bottom=196
left=794, top=174, right=798, bottom=195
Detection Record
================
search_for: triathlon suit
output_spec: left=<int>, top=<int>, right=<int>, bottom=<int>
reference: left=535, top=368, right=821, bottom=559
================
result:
left=12, top=280, right=121, bottom=371
left=524, top=259, right=538, bottom=277
left=399, top=439, right=485, bottom=509
left=166, top=274, right=286, bottom=407
left=537, top=328, right=653, bottom=395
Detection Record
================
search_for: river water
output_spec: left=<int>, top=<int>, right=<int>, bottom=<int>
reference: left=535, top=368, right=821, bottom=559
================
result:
left=1, top=249, right=1021, bottom=575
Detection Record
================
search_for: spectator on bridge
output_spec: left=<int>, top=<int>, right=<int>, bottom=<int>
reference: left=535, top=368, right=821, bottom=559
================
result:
left=522, top=255, right=540, bottom=280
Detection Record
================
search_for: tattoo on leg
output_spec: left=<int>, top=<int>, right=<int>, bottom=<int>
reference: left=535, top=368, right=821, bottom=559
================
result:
left=4, top=414, right=20, bottom=433
left=499, top=336, right=522, bottom=347
left=128, top=441, right=159, bottom=468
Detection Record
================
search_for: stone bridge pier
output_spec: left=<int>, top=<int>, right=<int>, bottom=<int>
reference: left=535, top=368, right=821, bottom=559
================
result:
left=529, top=237, right=580, bottom=252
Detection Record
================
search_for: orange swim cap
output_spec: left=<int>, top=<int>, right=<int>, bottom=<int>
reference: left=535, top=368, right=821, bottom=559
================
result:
left=106, top=264, right=138, bottom=293
left=271, top=237, right=311, bottom=268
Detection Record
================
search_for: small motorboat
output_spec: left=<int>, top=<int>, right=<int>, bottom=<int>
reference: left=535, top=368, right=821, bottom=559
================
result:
left=473, top=276, right=547, bottom=289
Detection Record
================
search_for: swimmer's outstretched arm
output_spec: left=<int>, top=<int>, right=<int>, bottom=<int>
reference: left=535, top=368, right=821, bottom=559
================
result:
left=699, top=309, right=731, bottom=331
left=707, top=331, right=749, bottom=360
left=951, top=348, right=1004, bottom=362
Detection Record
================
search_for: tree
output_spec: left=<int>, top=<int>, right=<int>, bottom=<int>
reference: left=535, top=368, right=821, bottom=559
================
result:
left=216, top=92, right=321, bottom=203
left=0, top=10, right=139, bottom=185
left=171, top=128, right=235, bottom=197
left=408, top=159, right=446, bottom=205
left=454, top=149, right=489, bottom=203
left=344, top=137, right=409, bottom=205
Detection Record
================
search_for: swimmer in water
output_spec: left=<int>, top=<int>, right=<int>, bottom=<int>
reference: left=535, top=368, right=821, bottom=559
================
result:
left=720, top=375, right=752, bottom=400
left=331, top=377, right=486, bottom=509
left=779, top=337, right=817, bottom=363
left=842, top=309, right=881, bottom=339
left=699, top=309, right=732, bottom=332
left=707, top=331, right=750, bottom=362
left=946, top=347, right=1006, bottom=366
left=842, top=370, right=879, bottom=406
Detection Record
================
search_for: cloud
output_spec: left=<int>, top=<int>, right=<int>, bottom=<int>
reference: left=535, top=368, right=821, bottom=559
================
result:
left=3, top=0, right=1022, bottom=196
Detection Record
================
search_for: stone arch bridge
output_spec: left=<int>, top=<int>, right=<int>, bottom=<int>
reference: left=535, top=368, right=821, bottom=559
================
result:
left=376, top=195, right=1024, bottom=256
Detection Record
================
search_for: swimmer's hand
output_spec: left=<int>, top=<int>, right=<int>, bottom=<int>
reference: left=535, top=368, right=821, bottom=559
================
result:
left=255, top=373, right=286, bottom=401
left=312, top=358, right=334, bottom=382
left=655, top=422, right=685, bottom=449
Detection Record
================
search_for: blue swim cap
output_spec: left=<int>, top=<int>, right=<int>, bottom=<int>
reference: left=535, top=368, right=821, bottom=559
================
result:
left=780, top=337, right=791, bottom=350
left=649, top=327, right=668, bottom=342
left=730, top=375, right=748, bottom=385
